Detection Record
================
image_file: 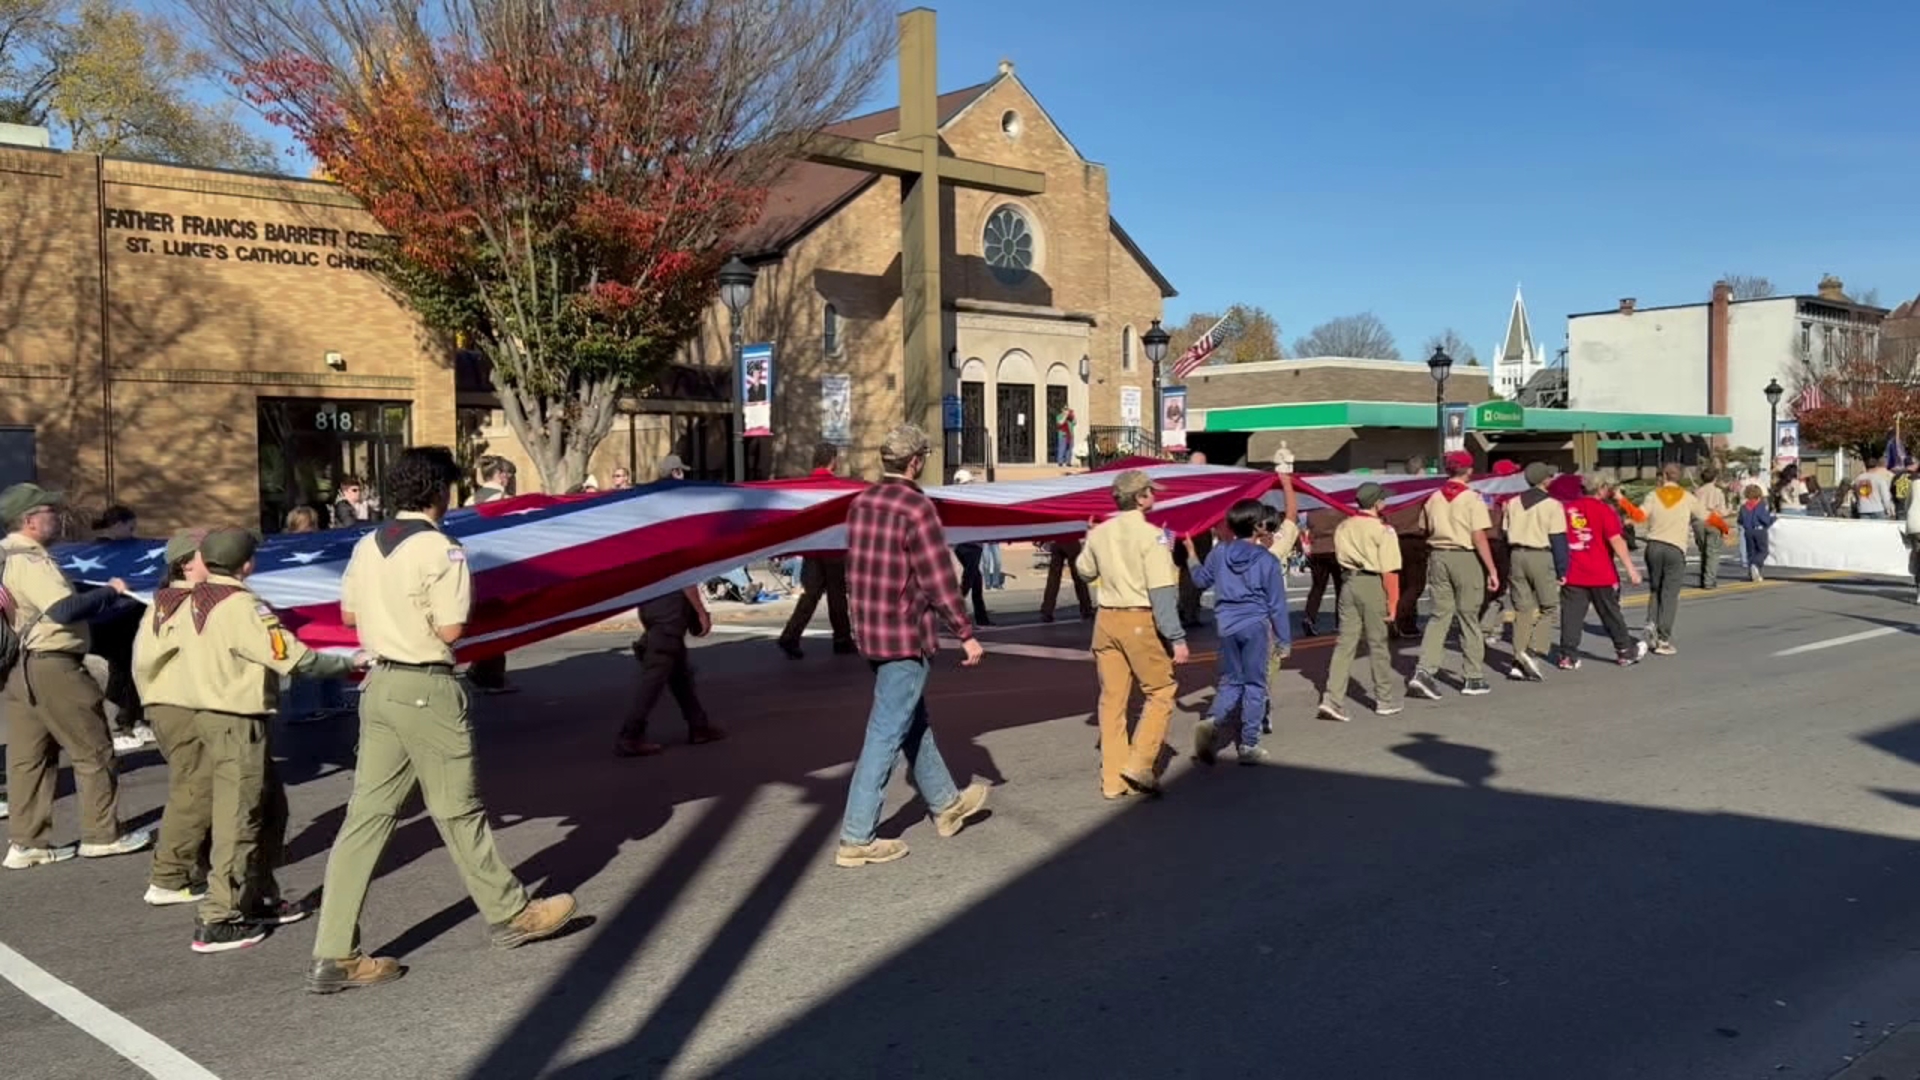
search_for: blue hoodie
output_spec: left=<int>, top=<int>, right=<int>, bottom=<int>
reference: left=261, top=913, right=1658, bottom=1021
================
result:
left=1190, top=537, right=1290, bottom=645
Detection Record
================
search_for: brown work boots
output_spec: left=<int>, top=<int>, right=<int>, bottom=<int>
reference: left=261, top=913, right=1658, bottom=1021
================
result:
left=490, top=893, right=579, bottom=950
left=306, top=953, right=405, bottom=994
left=304, top=893, right=579, bottom=995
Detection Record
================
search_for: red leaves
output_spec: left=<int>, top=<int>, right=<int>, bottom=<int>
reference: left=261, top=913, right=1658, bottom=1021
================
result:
left=1794, top=352, right=1920, bottom=458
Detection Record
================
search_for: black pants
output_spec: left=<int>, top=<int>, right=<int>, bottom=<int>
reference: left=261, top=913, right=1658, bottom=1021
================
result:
left=955, top=544, right=988, bottom=622
left=1305, top=553, right=1343, bottom=621
left=1559, top=584, right=1634, bottom=656
left=467, top=654, right=509, bottom=689
left=621, top=630, right=708, bottom=741
left=778, top=557, right=853, bottom=648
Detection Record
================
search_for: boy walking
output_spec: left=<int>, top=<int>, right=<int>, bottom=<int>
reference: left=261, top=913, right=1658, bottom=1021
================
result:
left=1187, top=499, right=1292, bottom=766
left=615, top=585, right=724, bottom=757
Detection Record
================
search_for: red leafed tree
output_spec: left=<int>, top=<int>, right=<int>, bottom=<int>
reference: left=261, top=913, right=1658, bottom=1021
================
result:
left=1793, top=327, right=1920, bottom=462
left=186, top=0, right=888, bottom=492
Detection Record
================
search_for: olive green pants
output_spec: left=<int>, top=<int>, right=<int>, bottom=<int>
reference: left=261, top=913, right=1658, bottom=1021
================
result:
left=1508, top=548, right=1561, bottom=658
left=1417, top=549, right=1489, bottom=679
left=195, top=710, right=288, bottom=924
left=1323, top=573, right=1396, bottom=708
left=4, top=652, right=121, bottom=849
left=312, top=666, right=528, bottom=960
left=147, top=704, right=211, bottom=891
left=1695, top=524, right=1723, bottom=587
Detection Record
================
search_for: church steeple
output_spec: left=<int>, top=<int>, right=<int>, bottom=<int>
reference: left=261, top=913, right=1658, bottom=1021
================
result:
left=1491, top=285, right=1547, bottom=398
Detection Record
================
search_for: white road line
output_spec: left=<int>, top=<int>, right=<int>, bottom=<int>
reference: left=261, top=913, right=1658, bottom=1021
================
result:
left=0, top=940, right=219, bottom=1080
left=1773, top=625, right=1915, bottom=657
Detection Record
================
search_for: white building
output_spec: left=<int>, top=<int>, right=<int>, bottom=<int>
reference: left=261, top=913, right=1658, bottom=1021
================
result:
left=1567, top=276, right=1887, bottom=455
left=1490, top=286, right=1549, bottom=398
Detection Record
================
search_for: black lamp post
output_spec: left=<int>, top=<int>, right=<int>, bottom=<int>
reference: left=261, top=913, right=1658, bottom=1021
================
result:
left=718, top=255, right=757, bottom=482
left=1427, top=345, right=1455, bottom=468
left=1143, top=318, right=1171, bottom=444
left=1764, top=377, right=1785, bottom=475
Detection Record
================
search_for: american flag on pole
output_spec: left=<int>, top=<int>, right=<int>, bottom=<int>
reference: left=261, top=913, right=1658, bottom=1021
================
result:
left=52, top=463, right=1283, bottom=661
left=1794, top=382, right=1825, bottom=412
left=1170, top=312, right=1246, bottom=380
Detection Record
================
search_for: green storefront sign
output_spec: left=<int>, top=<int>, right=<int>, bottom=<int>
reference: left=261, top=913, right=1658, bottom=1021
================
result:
left=1473, top=401, right=1525, bottom=430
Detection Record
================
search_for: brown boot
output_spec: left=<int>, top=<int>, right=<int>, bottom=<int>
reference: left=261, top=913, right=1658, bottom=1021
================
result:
left=306, top=953, right=405, bottom=994
left=932, top=782, right=990, bottom=838
left=835, top=837, right=908, bottom=868
left=490, top=894, right=578, bottom=950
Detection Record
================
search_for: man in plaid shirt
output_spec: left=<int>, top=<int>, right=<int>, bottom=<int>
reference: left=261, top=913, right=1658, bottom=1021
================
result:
left=836, top=424, right=991, bottom=868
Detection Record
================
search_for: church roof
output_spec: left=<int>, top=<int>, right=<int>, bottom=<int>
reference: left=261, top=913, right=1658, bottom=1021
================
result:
left=733, top=80, right=1000, bottom=257
left=1498, top=286, right=1536, bottom=365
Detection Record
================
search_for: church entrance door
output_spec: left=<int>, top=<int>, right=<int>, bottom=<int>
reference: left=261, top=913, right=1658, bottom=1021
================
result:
left=996, top=383, right=1034, bottom=465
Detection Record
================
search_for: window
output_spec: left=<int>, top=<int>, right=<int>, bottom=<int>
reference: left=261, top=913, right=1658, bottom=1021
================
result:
left=983, top=205, right=1035, bottom=285
left=1799, top=322, right=1811, bottom=359
left=823, top=303, right=840, bottom=355
left=1122, top=325, right=1136, bottom=372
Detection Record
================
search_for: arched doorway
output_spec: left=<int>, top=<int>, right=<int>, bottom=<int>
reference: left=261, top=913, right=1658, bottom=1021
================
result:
left=995, top=350, right=1037, bottom=464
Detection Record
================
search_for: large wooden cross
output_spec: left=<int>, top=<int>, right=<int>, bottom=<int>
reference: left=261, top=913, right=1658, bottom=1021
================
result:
left=804, top=6, right=1046, bottom=481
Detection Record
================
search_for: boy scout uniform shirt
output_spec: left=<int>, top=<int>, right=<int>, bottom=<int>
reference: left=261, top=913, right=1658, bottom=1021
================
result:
left=1333, top=515, right=1403, bottom=575
left=175, top=575, right=318, bottom=715
left=131, top=581, right=195, bottom=708
left=1, top=533, right=89, bottom=654
left=1075, top=509, right=1179, bottom=607
left=1420, top=489, right=1493, bottom=551
left=341, top=511, right=472, bottom=664
left=1504, top=493, right=1568, bottom=548
left=1639, top=484, right=1703, bottom=548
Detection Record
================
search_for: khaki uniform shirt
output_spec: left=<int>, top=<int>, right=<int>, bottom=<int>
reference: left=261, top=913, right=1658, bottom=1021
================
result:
left=341, top=511, right=471, bottom=664
left=1075, top=509, right=1178, bottom=608
left=131, top=580, right=194, bottom=708
left=1696, top=484, right=1731, bottom=519
left=1, top=533, right=89, bottom=654
left=1420, top=489, right=1492, bottom=551
left=1505, top=492, right=1569, bottom=549
left=1269, top=518, right=1301, bottom=559
left=175, top=574, right=316, bottom=715
left=1333, top=514, right=1403, bottom=574
left=1639, top=484, right=1703, bottom=548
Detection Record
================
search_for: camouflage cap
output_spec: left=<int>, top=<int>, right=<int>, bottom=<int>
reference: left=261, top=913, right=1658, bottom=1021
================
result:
left=199, top=525, right=263, bottom=573
left=163, top=527, right=210, bottom=567
left=1111, top=469, right=1166, bottom=499
left=1354, top=481, right=1388, bottom=509
left=880, top=423, right=931, bottom=462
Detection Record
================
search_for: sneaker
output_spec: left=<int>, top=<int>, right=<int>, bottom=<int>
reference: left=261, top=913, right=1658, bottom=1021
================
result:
left=835, top=837, right=909, bottom=867
left=1750, top=567, right=1763, bottom=582
left=1461, top=677, right=1492, bottom=696
left=1555, top=653, right=1582, bottom=671
left=1407, top=670, right=1442, bottom=700
left=0, top=800, right=8, bottom=820
left=1316, top=698, right=1352, bottom=723
left=143, top=883, right=206, bottom=907
left=79, top=830, right=153, bottom=859
left=1484, top=633, right=1502, bottom=648
left=192, top=920, right=267, bottom=954
left=1236, top=744, right=1273, bottom=766
left=933, top=782, right=990, bottom=838
left=112, top=732, right=146, bottom=753
left=131, top=723, right=156, bottom=746
left=1300, top=616, right=1319, bottom=637
left=307, top=953, right=406, bottom=995
left=244, top=899, right=311, bottom=926
left=1193, top=721, right=1220, bottom=764
left=1374, top=703, right=1404, bottom=717
left=4, top=843, right=77, bottom=869
left=1517, top=651, right=1545, bottom=680
left=1652, top=640, right=1678, bottom=657
left=1616, top=640, right=1648, bottom=666
left=490, top=893, right=578, bottom=949
left=1261, top=714, right=1274, bottom=735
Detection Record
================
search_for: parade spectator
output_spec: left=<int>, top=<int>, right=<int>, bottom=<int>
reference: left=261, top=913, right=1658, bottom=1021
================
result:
left=1186, top=497, right=1291, bottom=766
left=331, top=477, right=371, bottom=528
left=284, top=506, right=320, bottom=533
left=1553, top=473, right=1644, bottom=667
left=1738, top=484, right=1776, bottom=582
left=1774, top=465, right=1807, bottom=515
left=1853, top=459, right=1894, bottom=519
left=1803, top=474, right=1836, bottom=518
left=836, top=424, right=989, bottom=868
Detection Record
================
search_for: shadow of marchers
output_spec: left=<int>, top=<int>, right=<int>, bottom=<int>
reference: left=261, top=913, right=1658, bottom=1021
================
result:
left=696, top=765, right=1920, bottom=1080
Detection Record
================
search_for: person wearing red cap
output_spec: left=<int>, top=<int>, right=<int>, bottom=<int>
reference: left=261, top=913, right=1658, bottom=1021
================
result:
left=1476, top=460, right=1523, bottom=645
left=1409, top=451, right=1500, bottom=699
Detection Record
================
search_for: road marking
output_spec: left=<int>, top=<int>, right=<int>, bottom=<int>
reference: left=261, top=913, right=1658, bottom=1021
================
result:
left=1773, top=624, right=1918, bottom=657
left=0, top=940, right=219, bottom=1080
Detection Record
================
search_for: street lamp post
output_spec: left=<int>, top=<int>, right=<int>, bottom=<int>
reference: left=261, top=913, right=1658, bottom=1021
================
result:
left=1764, top=377, right=1785, bottom=476
left=717, top=255, right=757, bottom=482
left=1143, top=318, right=1171, bottom=451
left=1427, top=346, right=1455, bottom=469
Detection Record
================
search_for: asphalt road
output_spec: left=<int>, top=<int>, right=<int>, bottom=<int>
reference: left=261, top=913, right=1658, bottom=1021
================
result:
left=4, top=569, right=1920, bottom=1080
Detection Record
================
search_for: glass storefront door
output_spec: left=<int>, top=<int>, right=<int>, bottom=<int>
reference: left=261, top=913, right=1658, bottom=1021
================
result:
left=257, top=398, right=411, bottom=533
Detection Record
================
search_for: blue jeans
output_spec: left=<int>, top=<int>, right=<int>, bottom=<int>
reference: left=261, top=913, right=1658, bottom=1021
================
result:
left=981, top=543, right=1004, bottom=589
left=1209, top=626, right=1270, bottom=749
left=840, top=657, right=959, bottom=845
left=1055, top=432, right=1071, bottom=466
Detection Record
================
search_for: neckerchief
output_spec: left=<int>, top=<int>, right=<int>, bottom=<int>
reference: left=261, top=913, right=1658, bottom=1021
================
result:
left=1655, top=484, right=1688, bottom=510
left=1440, top=480, right=1470, bottom=502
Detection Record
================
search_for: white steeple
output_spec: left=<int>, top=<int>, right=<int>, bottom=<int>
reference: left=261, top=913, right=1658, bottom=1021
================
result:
left=1491, top=284, right=1548, bottom=399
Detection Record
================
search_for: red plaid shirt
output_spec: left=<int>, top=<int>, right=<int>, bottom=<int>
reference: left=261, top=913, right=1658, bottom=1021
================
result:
left=846, top=476, right=974, bottom=660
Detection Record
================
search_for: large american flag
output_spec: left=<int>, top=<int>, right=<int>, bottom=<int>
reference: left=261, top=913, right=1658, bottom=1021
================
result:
left=52, top=462, right=1284, bottom=661
left=1170, top=313, right=1246, bottom=380
left=1794, top=383, right=1825, bottom=412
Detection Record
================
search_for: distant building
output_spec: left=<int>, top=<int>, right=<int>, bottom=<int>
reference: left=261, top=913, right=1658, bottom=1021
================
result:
left=1887, top=291, right=1920, bottom=374
left=1490, top=286, right=1549, bottom=398
left=1567, top=276, right=1888, bottom=454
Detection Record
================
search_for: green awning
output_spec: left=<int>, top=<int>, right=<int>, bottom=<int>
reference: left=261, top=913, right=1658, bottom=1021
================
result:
left=1597, top=439, right=1663, bottom=450
left=1196, top=400, right=1732, bottom=437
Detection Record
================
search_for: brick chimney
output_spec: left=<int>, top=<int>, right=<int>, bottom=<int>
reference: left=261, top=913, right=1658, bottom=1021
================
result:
left=1818, top=274, right=1848, bottom=302
left=1619, top=298, right=1637, bottom=315
left=1708, top=280, right=1732, bottom=447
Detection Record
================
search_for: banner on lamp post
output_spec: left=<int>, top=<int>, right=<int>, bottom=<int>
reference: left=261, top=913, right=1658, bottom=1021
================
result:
left=1160, top=387, right=1188, bottom=452
left=1775, top=420, right=1800, bottom=467
left=819, top=373, right=851, bottom=444
left=1443, top=403, right=1468, bottom=452
left=740, top=343, right=774, bottom=437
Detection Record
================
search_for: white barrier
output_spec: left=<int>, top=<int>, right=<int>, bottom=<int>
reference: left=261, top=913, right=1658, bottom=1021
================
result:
left=1768, top=516, right=1911, bottom=577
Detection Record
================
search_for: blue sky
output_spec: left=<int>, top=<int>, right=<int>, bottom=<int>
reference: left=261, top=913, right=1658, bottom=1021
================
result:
left=208, top=0, right=1919, bottom=361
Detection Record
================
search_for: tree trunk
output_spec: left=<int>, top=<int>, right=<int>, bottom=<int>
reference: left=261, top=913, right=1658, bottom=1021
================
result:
left=495, top=372, right=622, bottom=495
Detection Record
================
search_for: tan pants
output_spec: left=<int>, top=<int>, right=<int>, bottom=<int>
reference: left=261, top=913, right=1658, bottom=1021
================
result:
left=1417, top=549, right=1489, bottom=679
left=1091, top=609, right=1176, bottom=797
left=1323, top=573, right=1396, bottom=708
left=147, top=704, right=212, bottom=891
left=3, top=652, right=121, bottom=849
left=1509, top=548, right=1561, bottom=657
left=195, top=711, right=289, bottom=924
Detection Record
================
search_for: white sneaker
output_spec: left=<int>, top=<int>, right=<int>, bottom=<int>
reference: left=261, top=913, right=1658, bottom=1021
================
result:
left=79, top=830, right=153, bottom=859
left=131, top=724, right=157, bottom=745
left=143, top=883, right=206, bottom=906
left=4, top=843, right=78, bottom=869
left=112, top=733, right=146, bottom=753
left=0, top=800, right=8, bottom=820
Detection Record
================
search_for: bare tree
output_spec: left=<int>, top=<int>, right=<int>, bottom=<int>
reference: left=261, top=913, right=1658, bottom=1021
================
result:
left=1855, top=285, right=1883, bottom=309
left=1292, top=312, right=1400, bottom=361
left=1163, top=302, right=1281, bottom=374
left=1423, top=328, right=1478, bottom=367
left=1722, top=273, right=1776, bottom=300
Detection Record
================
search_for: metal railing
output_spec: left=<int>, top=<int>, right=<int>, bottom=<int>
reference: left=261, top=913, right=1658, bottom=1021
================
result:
left=1087, top=425, right=1157, bottom=468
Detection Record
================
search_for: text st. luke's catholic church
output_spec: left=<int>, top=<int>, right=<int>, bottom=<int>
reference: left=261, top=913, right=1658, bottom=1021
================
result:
left=0, top=35, right=1173, bottom=533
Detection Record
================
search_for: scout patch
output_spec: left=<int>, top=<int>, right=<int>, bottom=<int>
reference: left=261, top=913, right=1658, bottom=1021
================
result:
left=447, top=548, right=466, bottom=563
left=1157, top=528, right=1172, bottom=548
left=267, top=626, right=289, bottom=661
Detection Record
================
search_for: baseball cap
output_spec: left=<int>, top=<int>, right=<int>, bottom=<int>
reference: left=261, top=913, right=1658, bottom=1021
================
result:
left=657, top=454, right=686, bottom=476
left=200, top=525, right=263, bottom=573
left=1355, top=481, right=1387, bottom=509
left=1443, top=450, right=1475, bottom=472
left=881, top=423, right=931, bottom=462
left=0, top=482, right=63, bottom=525
left=1524, top=462, right=1554, bottom=486
left=1492, top=461, right=1521, bottom=477
left=163, top=527, right=210, bottom=567
left=1111, top=469, right=1166, bottom=499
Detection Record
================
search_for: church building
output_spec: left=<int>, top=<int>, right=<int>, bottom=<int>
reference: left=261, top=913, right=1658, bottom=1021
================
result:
left=1490, top=286, right=1549, bottom=398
